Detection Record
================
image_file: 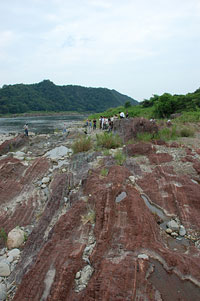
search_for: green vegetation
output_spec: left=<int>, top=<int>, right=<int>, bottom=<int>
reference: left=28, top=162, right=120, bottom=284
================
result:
left=134, top=123, right=195, bottom=143
left=72, top=136, right=93, bottom=154
left=96, top=132, right=122, bottom=149
left=179, top=126, right=195, bottom=137
left=0, top=80, right=138, bottom=115
left=114, top=150, right=126, bottom=165
left=0, top=228, right=7, bottom=244
left=100, top=168, right=109, bottom=177
left=89, top=87, right=200, bottom=124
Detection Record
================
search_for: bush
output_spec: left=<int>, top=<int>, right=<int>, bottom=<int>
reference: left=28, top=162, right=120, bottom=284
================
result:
left=72, top=136, right=92, bottom=153
left=179, top=126, right=195, bottom=137
left=96, top=132, right=122, bottom=149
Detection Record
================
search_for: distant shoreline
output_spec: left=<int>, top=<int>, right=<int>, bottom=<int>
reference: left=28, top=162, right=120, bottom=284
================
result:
left=0, top=111, right=89, bottom=119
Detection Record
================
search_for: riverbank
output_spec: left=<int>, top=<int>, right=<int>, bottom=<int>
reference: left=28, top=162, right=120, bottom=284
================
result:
left=0, top=111, right=89, bottom=118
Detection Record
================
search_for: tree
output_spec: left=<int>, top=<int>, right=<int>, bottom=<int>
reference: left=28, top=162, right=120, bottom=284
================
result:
left=124, top=101, right=131, bottom=108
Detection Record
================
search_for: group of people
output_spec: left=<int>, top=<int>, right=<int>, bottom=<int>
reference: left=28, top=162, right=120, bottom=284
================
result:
left=83, top=111, right=129, bottom=134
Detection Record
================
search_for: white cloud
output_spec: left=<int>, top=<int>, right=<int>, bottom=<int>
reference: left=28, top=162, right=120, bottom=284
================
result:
left=0, top=0, right=200, bottom=100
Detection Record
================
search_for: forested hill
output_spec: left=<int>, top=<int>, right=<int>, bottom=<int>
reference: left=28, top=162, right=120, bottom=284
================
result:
left=0, top=80, right=138, bottom=114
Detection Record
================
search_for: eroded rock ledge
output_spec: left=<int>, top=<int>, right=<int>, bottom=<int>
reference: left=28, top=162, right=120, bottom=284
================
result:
left=0, top=119, right=200, bottom=300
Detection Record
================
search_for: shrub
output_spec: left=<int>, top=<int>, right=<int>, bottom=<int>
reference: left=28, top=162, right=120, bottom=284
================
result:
left=72, top=136, right=92, bottom=154
left=114, top=150, right=126, bottom=165
left=179, top=126, right=195, bottom=137
left=96, top=132, right=122, bottom=149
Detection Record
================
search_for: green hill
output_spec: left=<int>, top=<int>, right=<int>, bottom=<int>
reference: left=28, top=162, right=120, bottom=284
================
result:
left=0, top=80, right=138, bottom=114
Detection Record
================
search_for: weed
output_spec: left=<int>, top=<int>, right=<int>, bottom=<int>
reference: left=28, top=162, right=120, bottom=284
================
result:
left=0, top=228, right=7, bottom=244
left=100, top=168, right=109, bottom=177
left=81, top=208, right=96, bottom=225
left=103, top=149, right=110, bottom=156
left=72, top=136, right=93, bottom=154
left=96, top=132, right=122, bottom=149
left=24, top=232, right=28, bottom=241
left=114, top=150, right=126, bottom=165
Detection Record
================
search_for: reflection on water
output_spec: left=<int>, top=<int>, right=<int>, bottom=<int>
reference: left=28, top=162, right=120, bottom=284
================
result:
left=0, top=115, right=86, bottom=134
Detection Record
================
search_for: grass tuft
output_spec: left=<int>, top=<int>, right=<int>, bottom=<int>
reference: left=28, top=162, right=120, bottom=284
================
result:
left=96, top=132, right=122, bottom=149
left=72, top=136, right=92, bottom=154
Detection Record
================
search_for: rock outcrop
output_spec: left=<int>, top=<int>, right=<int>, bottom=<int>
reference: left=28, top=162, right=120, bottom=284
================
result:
left=0, top=121, right=200, bottom=300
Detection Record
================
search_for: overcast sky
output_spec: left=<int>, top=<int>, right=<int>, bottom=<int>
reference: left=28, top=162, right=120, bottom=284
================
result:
left=0, top=0, right=200, bottom=101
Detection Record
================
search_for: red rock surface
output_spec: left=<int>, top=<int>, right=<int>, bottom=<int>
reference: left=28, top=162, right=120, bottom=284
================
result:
left=0, top=128, right=200, bottom=300
left=113, top=117, right=158, bottom=143
left=0, top=134, right=28, bottom=155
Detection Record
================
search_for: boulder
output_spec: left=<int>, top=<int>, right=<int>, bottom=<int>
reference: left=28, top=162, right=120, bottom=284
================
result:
left=0, top=262, right=10, bottom=277
left=7, top=228, right=25, bottom=250
left=167, top=220, right=179, bottom=231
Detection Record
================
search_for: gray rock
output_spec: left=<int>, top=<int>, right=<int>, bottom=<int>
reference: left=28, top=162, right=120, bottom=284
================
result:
left=179, top=225, right=186, bottom=236
left=0, top=283, right=6, bottom=301
left=138, top=254, right=149, bottom=260
left=0, top=249, right=6, bottom=256
left=8, top=249, right=20, bottom=259
left=42, top=177, right=50, bottom=184
left=0, top=262, right=10, bottom=277
left=75, top=271, right=81, bottom=279
left=167, top=220, right=179, bottom=231
left=171, top=232, right=179, bottom=237
left=7, top=255, right=14, bottom=263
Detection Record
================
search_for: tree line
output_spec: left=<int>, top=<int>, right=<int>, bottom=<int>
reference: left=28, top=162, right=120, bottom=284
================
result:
left=141, top=88, right=200, bottom=118
left=0, top=80, right=138, bottom=115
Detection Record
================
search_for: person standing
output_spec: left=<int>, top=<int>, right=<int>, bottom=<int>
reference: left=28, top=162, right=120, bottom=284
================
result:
left=93, top=119, right=97, bottom=130
left=24, top=124, right=29, bottom=136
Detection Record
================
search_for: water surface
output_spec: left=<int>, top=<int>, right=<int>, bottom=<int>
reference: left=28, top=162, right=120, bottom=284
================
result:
left=0, top=115, right=86, bottom=134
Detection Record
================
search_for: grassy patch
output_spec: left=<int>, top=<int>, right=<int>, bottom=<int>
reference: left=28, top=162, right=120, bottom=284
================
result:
left=100, top=168, right=109, bottom=177
left=103, top=149, right=110, bottom=156
left=72, top=136, right=93, bottom=154
left=96, top=132, right=122, bottom=149
left=114, top=150, right=126, bottom=165
left=136, top=132, right=153, bottom=142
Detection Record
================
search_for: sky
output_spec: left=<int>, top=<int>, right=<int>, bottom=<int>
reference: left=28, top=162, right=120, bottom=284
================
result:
left=0, top=0, right=200, bottom=101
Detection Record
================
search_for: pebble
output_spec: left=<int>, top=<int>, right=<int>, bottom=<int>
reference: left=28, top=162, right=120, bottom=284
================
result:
left=129, top=176, right=136, bottom=184
left=166, top=228, right=173, bottom=234
left=42, top=177, right=50, bottom=184
left=75, top=271, right=81, bottom=279
left=171, top=232, right=179, bottom=237
left=179, top=225, right=186, bottom=236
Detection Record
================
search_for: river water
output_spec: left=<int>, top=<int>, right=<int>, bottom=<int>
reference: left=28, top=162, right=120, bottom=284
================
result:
left=0, top=115, right=87, bottom=134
